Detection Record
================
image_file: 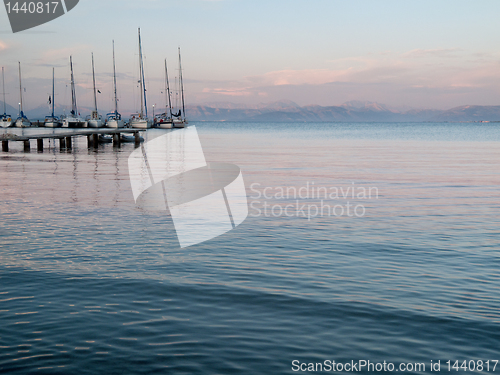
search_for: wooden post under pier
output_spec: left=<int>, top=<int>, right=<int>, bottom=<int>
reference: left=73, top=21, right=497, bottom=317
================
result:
left=23, top=140, right=30, bottom=152
left=92, top=134, right=99, bottom=148
left=66, top=137, right=72, bottom=149
left=113, top=133, right=121, bottom=147
left=37, top=138, right=43, bottom=152
left=59, top=137, right=66, bottom=149
left=2, top=140, right=8, bottom=152
left=87, top=135, right=93, bottom=148
left=134, top=132, right=140, bottom=147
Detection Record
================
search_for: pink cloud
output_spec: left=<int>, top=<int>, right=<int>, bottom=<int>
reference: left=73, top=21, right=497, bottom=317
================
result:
left=202, top=87, right=252, bottom=96
left=257, top=68, right=352, bottom=86
left=191, top=49, right=500, bottom=108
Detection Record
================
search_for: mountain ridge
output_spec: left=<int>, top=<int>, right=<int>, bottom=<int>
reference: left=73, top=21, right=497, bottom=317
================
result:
left=186, top=101, right=500, bottom=122
left=185, top=101, right=443, bottom=122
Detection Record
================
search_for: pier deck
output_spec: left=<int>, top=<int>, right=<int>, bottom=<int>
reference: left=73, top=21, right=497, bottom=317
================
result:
left=0, top=127, right=141, bottom=141
left=0, top=127, right=146, bottom=152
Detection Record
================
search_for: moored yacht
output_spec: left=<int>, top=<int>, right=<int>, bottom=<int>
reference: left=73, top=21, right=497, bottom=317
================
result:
left=62, top=56, right=87, bottom=128
left=106, top=112, right=123, bottom=128
left=44, top=67, right=61, bottom=128
left=15, top=62, right=30, bottom=127
left=0, top=67, right=12, bottom=128
left=0, top=114, right=12, bottom=128
left=87, top=53, right=104, bottom=128
left=172, top=47, right=187, bottom=128
left=129, top=28, right=152, bottom=129
left=106, top=41, right=124, bottom=128
left=155, top=59, right=173, bottom=129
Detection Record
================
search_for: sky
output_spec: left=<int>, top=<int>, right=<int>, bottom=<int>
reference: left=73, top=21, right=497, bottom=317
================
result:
left=1, top=0, right=500, bottom=114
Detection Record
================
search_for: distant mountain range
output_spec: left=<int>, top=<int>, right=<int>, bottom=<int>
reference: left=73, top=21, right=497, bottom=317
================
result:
left=0, top=102, right=19, bottom=117
left=186, top=101, right=500, bottom=122
left=3, top=100, right=500, bottom=122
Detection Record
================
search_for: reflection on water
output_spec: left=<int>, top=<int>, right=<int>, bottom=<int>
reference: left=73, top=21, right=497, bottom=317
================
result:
left=1, top=123, right=500, bottom=374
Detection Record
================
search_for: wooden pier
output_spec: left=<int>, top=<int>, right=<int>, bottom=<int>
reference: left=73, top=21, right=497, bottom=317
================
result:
left=0, top=127, right=144, bottom=152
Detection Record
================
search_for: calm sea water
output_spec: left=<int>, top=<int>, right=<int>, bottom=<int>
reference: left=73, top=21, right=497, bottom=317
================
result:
left=1, top=122, right=500, bottom=374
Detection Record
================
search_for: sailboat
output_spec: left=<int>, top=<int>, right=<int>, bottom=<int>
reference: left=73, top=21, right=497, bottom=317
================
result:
left=0, top=67, right=12, bottom=128
left=129, top=28, right=152, bottom=129
left=155, top=59, right=173, bottom=129
left=15, top=62, right=30, bottom=127
left=87, top=53, right=104, bottom=128
left=106, top=40, right=124, bottom=128
left=62, top=56, right=87, bottom=128
left=172, top=47, right=187, bottom=128
left=44, top=68, right=61, bottom=128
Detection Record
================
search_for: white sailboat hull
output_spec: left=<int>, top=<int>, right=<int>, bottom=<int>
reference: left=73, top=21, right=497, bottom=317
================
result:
left=88, top=119, right=104, bottom=128
left=106, top=119, right=124, bottom=128
left=0, top=118, right=12, bottom=128
left=15, top=119, right=31, bottom=127
left=44, top=121, right=61, bottom=128
left=156, top=118, right=173, bottom=129
left=62, top=117, right=87, bottom=128
left=130, top=118, right=151, bottom=129
left=157, top=122, right=173, bottom=129
left=173, top=119, right=186, bottom=128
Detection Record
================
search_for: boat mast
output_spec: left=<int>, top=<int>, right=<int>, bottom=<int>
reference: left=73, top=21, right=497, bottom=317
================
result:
left=18, top=62, right=24, bottom=117
left=138, top=28, right=147, bottom=118
left=165, top=59, right=173, bottom=118
left=112, top=40, right=118, bottom=116
left=70, top=56, right=77, bottom=116
left=2, top=67, right=6, bottom=115
left=51, top=67, right=55, bottom=117
left=175, top=76, right=178, bottom=111
left=178, top=47, right=185, bottom=121
left=91, top=52, right=98, bottom=113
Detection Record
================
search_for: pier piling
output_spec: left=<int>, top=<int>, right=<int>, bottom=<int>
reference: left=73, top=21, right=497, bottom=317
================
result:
left=2, top=140, right=8, bottom=152
left=93, top=134, right=99, bottom=148
left=134, top=132, right=140, bottom=147
left=66, top=137, right=72, bottom=149
left=87, top=135, right=93, bottom=148
left=37, top=138, right=43, bottom=152
left=113, top=133, right=121, bottom=147
left=23, top=140, right=30, bottom=152
left=59, top=137, right=66, bottom=149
